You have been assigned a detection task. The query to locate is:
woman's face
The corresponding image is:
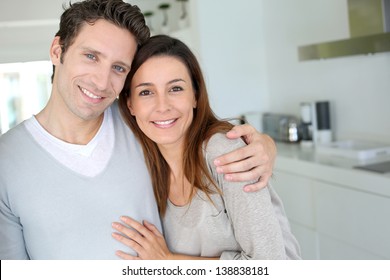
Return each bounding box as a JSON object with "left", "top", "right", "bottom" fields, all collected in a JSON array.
[{"left": 128, "top": 55, "right": 197, "bottom": 150}]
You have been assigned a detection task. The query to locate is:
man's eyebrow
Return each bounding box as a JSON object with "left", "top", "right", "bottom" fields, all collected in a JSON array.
[
  {"left": 80, "top": 47, "right": 100, "bottom": 55},
  {"left": 115, "top": 61, "right": 131, "bottom": 70},
  {"left": 80, "top": 47, "right": 131, "bottom": 69}
]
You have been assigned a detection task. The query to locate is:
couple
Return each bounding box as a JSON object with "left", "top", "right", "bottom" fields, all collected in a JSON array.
[{"left": 0, "top": 0, "right": 299, "bottom": 260}]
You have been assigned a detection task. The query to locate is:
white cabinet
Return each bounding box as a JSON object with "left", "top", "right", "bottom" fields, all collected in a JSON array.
[
  {"left": 273, "top": 166, "right": 390, "bottom": 259},
  {"left": 272, "top": 171, "right": 318, "bottom": 259},
  {"left": 273, "top": 172, "right": 315, "bottom": 228},
  {"left": 289, "top": 223, "right": 319, "bottom": 260},
  {"left": 315, "top": 180, "right": 390, "bottom": 259}
]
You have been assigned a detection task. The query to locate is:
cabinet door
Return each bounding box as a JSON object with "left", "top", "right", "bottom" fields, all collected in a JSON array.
[
  {"left": 315, "top": 181, "right": 390, "bottom": 259},
  {"left": 272, "top": 171, "right": 315, "bottom": 228},
  {"left": 318, "top": 234, "right": 384, "bottom": 260},
  {"left": 272, "top": 171, "right": 318, "bottom": 259},
  {"left": 290, "top": 223, "right": 319, "bottom": 259}
]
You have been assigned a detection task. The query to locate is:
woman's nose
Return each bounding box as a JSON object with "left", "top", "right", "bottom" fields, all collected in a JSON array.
[{"left": 156, "top": 94, "right": 171, "bottom": 112}]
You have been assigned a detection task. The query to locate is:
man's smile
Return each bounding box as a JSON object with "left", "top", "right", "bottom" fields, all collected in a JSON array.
[{"left": 80, "top": 86, "right": 102, "bottom": 99}]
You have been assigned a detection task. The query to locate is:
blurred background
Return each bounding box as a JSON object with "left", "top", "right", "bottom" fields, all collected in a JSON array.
[{"left": 0, "top": 0, "right": 389, "bottom": 259}]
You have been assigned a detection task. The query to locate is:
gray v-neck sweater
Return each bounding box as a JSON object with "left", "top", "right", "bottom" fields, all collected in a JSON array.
[{"left": 0, "top": 102, "right": 161, "bottom": 259}]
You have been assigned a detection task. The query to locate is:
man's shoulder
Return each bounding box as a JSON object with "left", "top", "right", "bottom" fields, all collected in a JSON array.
[
  {"left": 0, "top": 122, "right": 27, "bottom": 144},
  {"left": 109, "top": 100, "right": 125, "bottom": 124},
  {"left": 0, "top": 123, "right": 30, "bottom": 161},
  {"left": 109, "top": 100, "right": 119, "bottom": 114},
  {"left": 108, "top": 100, "right": 138, "bottom": 142}
]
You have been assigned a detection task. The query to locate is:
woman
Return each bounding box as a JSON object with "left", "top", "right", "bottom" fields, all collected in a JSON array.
[{"left": 114, "top": 35, "right": 300, "bottom": 260}]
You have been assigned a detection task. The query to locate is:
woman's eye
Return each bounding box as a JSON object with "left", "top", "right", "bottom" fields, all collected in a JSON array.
[
  {"left": 170, "top": 86, "right": 183, "bottom": 92},
  {"left": 139, "top": 90, "right": 152, "bottom": 96}
]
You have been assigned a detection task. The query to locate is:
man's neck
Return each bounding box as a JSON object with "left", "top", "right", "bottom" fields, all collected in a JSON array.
[{"left": 35, "top": 106, "right": 105, "bottom": 145}]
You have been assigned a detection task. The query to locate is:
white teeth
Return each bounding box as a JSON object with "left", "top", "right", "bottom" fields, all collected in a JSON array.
[
  {"left": 81, "top": 87, "right": 101, "bottom": 99},
  {"left": 154, "top": 119, "right": 175, "bottom": 125}
]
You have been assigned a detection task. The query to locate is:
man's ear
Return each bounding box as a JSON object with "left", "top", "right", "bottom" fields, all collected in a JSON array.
[
  {"left": 50, "top": 36, "right": 62, "bottom": 65},
  {"left": 127, "top": 99, "right": 135, "bottom": 116}
]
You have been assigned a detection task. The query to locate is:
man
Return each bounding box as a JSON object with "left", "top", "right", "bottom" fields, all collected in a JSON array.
[{"left": 0, "top": 0, "right": 276, "bottom": 259}]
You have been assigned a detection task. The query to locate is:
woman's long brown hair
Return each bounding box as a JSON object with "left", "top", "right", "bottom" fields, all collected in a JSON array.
[{"left": 119, "top": 35, "right": 234, "bottom": 216}]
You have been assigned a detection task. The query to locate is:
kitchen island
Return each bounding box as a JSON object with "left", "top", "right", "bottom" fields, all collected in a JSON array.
[{"left": 272, "top": 143, "right": 390, "bottom": 259}]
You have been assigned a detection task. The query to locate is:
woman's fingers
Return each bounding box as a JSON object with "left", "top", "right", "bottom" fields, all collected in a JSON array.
[
  {"left": 112, "top": 232, "right": 139, "bottom": 248},
  {"left": 112, "top": 217, "right": 162, "bottom": 247},
  {"left": 143, "top": 220, "right": 163, "bottom": 237},
  {"left": 115, "top": 249, "right": 139, "bottom": 260},
  {"left": 121, "top": 216, "right": 152, "bottom": 237}
]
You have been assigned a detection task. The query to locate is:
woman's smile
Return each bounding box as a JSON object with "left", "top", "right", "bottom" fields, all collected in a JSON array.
[{"left": 152, "top": 118, "right": 178, "bottom": 128}]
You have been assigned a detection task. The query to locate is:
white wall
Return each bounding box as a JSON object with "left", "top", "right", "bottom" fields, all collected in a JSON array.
[
  {"left": 0, "top": 0, "right": 63, "bottom": 63},
  {"left": 191, "top": 0, "right": 270, "bottom": 120},
  {"left": 0, "top": 0, "right": 182, "bottom": 63},
  {"left": 262, "top": 0, "right": 390, "bottom": 144}
]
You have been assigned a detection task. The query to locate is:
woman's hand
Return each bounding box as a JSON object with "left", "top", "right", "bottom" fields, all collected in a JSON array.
[
  {"left": 112, "top": 216, "right": 173, "bottom": 260},
  {"left": 113, "top": 217, "right": 220, "bottom": 260},
  {"left": 214, "top": 124, "right": 276, "bottom": 192}
]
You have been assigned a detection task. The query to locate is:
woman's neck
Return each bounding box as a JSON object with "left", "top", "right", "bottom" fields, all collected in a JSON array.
[{"left": 159, "top": 144, "right": 193, "bottom": 206}]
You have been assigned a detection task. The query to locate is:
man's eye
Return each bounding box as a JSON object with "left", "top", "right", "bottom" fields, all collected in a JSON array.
[
  {"left": 86, "top": 53, "right": 96, "bottom": 60},
  {"left": 113, "top": 65, "right": 125, "bottom": 73}
]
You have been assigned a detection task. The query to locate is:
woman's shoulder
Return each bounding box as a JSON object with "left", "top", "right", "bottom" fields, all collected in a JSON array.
[{"left": 203, "top": 132, "right": 246, "bottom": 159}]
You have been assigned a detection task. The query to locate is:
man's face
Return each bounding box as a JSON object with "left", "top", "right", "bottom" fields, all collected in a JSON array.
[{"left": 50, "top": 19, "right": 137, "bottom": 122}]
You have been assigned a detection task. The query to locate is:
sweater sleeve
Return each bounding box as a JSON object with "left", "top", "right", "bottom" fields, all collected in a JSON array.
[
  {"left": 0, "top": 197, "right": 30, "bottom": 259},
  {"left": 204, "top": 133, "right": 298, "bottom": 260},
  {"left": 0, "top": 129, "right": 30, "bottom": 260}
]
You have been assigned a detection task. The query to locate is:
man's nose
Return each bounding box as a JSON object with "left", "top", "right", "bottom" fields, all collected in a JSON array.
[{"left": 92, "top": 66, "right": 111, "bottom": 91}]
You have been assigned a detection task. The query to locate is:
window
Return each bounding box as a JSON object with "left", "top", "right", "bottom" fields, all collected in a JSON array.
[{"left": 0, "top": 61, "right": 51, "bottom": 135}]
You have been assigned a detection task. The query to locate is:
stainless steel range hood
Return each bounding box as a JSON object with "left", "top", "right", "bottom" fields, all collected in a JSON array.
[{"left": 298, "top": 0, "right": 390, "bottom": 61}]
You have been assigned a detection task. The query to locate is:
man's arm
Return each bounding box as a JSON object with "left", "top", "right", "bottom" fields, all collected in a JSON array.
[
  {"left": 213, "top": 124, "right": 276, "bottom": 192},
  {"left": 0, "top": 201, "right": 30, "bottom": 259}
]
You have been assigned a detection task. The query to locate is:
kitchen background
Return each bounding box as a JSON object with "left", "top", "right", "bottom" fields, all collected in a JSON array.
[
  {"left": 1, "top": 0, "right": 389, "bottom": 259},
  {"left": 1, "top": 0, "right": 389, "bottom": 143}
]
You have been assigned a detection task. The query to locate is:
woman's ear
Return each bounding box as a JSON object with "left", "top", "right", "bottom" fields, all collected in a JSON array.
[
  {"left": 50, "top": 36, "right": 62, "bottom": 65},
  {"left": 127, "top": 99, "right": 135, "bottom": 116}
]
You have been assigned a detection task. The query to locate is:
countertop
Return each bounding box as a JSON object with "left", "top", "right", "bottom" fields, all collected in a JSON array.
[{"left": 274, "top": 142, "right": 390, "bottom": 198}]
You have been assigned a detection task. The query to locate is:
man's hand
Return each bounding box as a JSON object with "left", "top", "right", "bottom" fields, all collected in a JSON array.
[{"left": 214, "top": 124, "right": 276, "bottom": 192}]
